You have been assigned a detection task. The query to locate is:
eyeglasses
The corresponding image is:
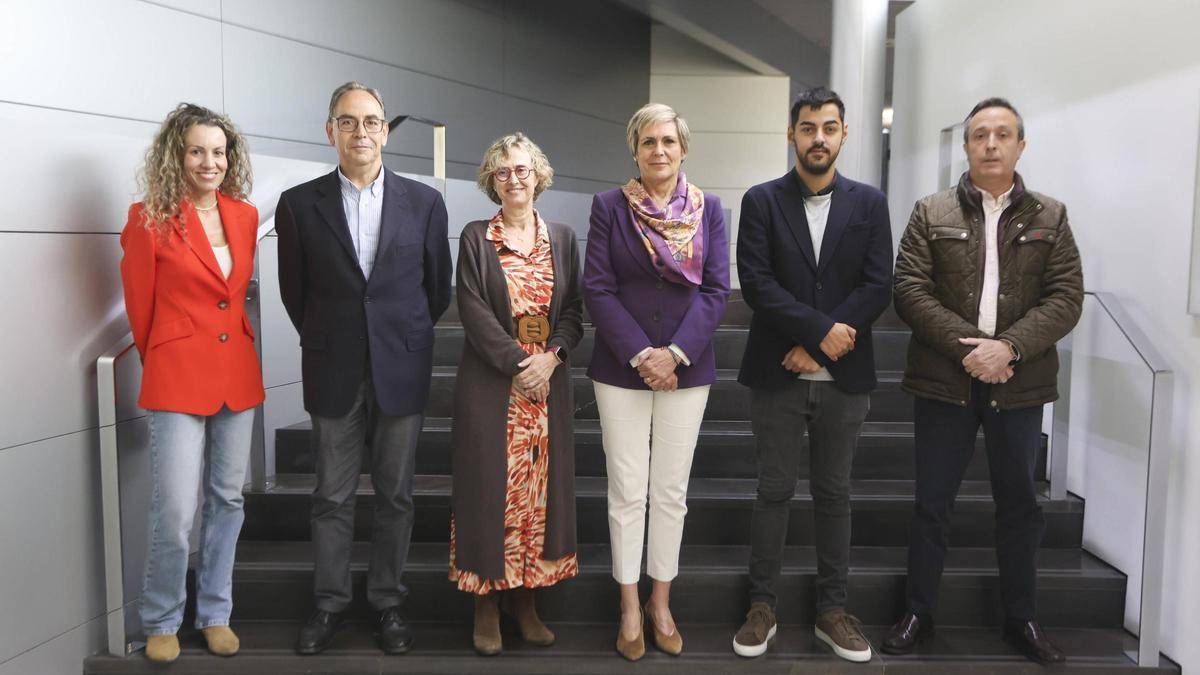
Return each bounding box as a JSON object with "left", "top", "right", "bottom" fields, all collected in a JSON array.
[
  {"left": 493, "top": 166, "right": 533, "bottom": 181},
  {"left": 333, "top": 116, "right": 386, "bottom": 133}
]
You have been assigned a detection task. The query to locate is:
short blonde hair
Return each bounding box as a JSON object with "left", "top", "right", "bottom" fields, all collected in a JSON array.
[
  {"left": 476, "top": 132, "right": 555, "bottom": 205},
  {"left": 626, "top": 103, "right": 691, "bottom": 157}
]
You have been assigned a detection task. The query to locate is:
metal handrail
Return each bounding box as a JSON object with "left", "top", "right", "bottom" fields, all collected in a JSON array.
[{"left": 1052, "top": 290, "right": 1172, "bottom": 668}]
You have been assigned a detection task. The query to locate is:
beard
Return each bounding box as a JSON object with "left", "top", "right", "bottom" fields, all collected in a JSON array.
[{"left": 796, "top": 143, "right": 839, "bottom": 175}]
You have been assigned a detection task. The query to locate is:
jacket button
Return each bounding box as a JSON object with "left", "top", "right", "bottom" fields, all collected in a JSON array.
[
  {"left": 218, "top": 333, "right": 228, "bottom": 342},
  {"left": 1016, "top": 223, "right": 1024, "bottom": 229},
  {"left": 652, "top": 311, "right": 661, "bottom": 321},
  {"left": 363, "top": 295, "right": 373, "bottom": 303},
  {"left": 656, "top": 280, "right": 664, "bottom": 289},
  {"left": 816, "top": 282, "right": 823, "bottom": 290},
  {"left": 999, "top": 293, "right": 1006, "bottom": 300},
  {"left": 217, "top": 300, "right": 229, "bottom": 310},
  {"left": 1019, "top": 235, "right": 1027, "bottom": 242},
  {"left": 960, "top": 232, "right": 968, "bottom": 239},
  {"left": 990, "top": 399, "right": 998, "bottom": 407}
]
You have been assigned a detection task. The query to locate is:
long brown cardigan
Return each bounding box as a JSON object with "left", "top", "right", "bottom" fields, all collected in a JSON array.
[{"left": 450, "top": 219, "right": 584, "bottom": 581}]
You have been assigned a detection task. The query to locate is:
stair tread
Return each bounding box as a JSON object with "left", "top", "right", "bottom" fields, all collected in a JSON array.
[
  {"left": 263, "top": 474, "right": 1083, "bottom": 510},
  {"left": 228, "top": 541, "right": 1122, "bottom": 579},
  {"left": 82, "top": 622, "right": 1172, "bottom": 674}
]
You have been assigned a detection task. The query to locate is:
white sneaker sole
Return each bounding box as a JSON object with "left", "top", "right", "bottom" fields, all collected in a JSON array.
[
  {"left": 732, "top": 624, "right": 777, "bottom": 658},
  {"left": 815, "top": 625, "right": 873, "bottom": 663}
]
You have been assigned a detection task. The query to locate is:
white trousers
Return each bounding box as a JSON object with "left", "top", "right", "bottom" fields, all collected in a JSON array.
[{"left": 593, "top": 381, "right": 711, "bottom": 584}]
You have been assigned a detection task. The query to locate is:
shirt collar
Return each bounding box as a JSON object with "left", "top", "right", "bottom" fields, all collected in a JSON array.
[
  {"left": 337, "top": 165, "right": 385, "bottom": 197},
  {"left": 981, "top": 183, "right": 1014, "bottom": 212},
  {"left": 794, "top": 170, "right": 837, "bottom": 199}
]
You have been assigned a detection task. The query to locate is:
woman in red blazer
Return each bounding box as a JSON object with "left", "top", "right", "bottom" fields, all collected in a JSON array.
[{"left": 119, "top": 103, "right": 264, "bottom": 663}]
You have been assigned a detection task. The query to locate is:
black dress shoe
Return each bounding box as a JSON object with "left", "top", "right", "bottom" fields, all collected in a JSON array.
[
  {"left": 1003, "top": 619, "right": 1066, "bottom": 665},
  {"left": 378, "top": 606, "right": 414, "bottom": 654},
  {"left": 296, "top": 610, "right": 342, "bottom": 655},
  {"left": 881, "top": 612, "right": 933, "bottom": 655}
]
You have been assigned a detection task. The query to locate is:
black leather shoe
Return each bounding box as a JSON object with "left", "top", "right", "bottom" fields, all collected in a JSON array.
[
  {"left": 881, "top": 612, "right": 933, "bottom": 655},
  {"left": 378, "top": 606, "right": 414, "bottom": 654},
  {"left": 296, "top": 610, "right": 342, "bottom": 655},
  {"left": 1003, "top": 619, "right": 1066, "bottom": 665}
]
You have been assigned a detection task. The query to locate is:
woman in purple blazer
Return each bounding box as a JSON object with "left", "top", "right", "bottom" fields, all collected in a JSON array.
[{"left": 583, "top": 103, "right": 730, "bottom": 660}]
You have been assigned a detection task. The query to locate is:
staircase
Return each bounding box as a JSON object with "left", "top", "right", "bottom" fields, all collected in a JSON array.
[{"left": 84, "top": 292, "right": 1178, "bottom": 674}]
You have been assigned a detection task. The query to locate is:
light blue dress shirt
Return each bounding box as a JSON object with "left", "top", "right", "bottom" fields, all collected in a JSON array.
[{"left": 337, "top": 166, "right": 386, "bottom": 279}]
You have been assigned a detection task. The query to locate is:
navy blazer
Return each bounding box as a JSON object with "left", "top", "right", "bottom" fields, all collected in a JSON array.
[
  {"left": 275, "top": 167, "right": 453, "bottom": 417},
  {"left": 583, "top": 187, "right": 730, "bottom": 390},
  {"left": 736, "top": 171, "right": 893, "bottom": 393}
]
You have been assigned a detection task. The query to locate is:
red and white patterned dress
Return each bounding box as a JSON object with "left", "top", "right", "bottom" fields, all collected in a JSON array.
[{"left": 448, "top": 211, "right": 579, "bottom": 594}]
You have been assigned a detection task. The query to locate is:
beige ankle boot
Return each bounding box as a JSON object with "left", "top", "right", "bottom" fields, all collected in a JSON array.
[
  {"left": 202, "top": 625, "right": 240, "bottom": 656},
  {"left": 473, "top": 592, "right": 502, "bottom": 656},
  {"left": 503, "top": 587, "right": 555, "bottom": 646},
  {"left": 145, "top": 634, "right": 180, "bottom": 662}
]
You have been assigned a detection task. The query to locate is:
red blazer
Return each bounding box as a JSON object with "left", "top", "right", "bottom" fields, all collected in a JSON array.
[{"left": 120, "top": 192, "right": 265, "bottom": 415}]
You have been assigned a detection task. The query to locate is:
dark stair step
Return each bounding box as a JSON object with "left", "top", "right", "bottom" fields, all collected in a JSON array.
[
  {"left": 213, "top": 541, "right": 1124, "bottom": 627},
  {"left": 419, "top": 367, "right": 914, "bottom": 423},
  {"left": 242, "top": 475, "right": 1084, "bottom": 549},
  {"left": 82, "top": 621, "right": 1176, "bottom": 674},
  {"left": 275, "top": 419, "right": 1044, "bottom": 481},
  {"left": 432, "top": 325, "right": 913, "bottom": 373}
]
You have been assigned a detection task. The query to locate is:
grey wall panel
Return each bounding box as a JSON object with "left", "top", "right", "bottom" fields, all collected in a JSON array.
[
  {"left": 222, "top": 0, "right": 505, "bottom": 90},
  {"left": 0, "top": 431, "right": 105, "bottom": 663},
  {"left": 145, "top": 0, "right": 220, "bottom": 19},
  {"left": 496, "top": 96, "right": 630, "bottom": 186},
  {"left": 0, "top": 613, "right": 106, "bottom": 675},
  {"left": 0, "top": 103, "right": 155, "bottom": 234},
  {"left": 0, "top": 233, "right": 126, "bottom": 450},
  {"left": 256, "top": 235, "right": 301, "bottom": 389},
  {"left": 502, "top": 1, "right": 650, "bottom": 124},
  {"left": 0, "top": 0, "right": 221, "bottom": 121}
]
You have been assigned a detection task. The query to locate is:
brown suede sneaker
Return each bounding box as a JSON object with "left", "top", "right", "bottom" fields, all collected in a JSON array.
[
  {"left": 732, "top": 602, "right": 777, "bottom": 658},
  {"left": 145, "top": 634, "right": 180, "bottom": 663},
  {"left": 202, "top": 626, "right": 240, "bottom": 656},
  {"left": 815, "top": 608, "right": 872, "bottom": 663}
]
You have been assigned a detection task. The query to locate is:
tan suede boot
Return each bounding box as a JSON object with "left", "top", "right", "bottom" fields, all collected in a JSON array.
[
  {"left": 202, "top": 625, "right": 240, "bottom": 657},
  {"left": 473, "top": 592, "right": 502, "bottom": 656},
  {"left": 145, "top": 634, "right": 180, "bottom": 663},
  {"left": 502, "top": 587, "right": 555, "bottom": 646}
]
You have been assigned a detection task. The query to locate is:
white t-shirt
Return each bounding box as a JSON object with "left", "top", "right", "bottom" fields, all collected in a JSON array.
[
  {"left": 801, "top": 191, "right": 834, "bottom": 382},
  {"left": 212, "top": 244, "right": 233, "bottom": 280}
]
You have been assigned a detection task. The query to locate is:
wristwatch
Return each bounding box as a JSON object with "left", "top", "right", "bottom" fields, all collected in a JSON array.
[
  {"left": 1001, "top": 339, "right": 1020, "bottom": 364},
  {"left": 548, "top": 345, "right": 567, "bottom": 363}
]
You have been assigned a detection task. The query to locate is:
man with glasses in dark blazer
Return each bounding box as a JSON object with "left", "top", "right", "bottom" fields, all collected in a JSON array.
[
  {"left": 276, "top": 81, "right": 452, "bottom": 656},
  {"left": 732, "top": 87, "right": 893, "bottom": 663}
]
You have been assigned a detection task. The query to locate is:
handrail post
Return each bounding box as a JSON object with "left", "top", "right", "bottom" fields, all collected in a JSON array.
[
  {"left": 1137, "top": 370, "right": 1172, "bottom": 667},
  {"left": 97, "top": 338, "right": 134, "bottom": 656}
]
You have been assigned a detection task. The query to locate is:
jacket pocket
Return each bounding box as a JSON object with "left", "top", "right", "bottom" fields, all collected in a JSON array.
[
  {"left": 148, "top": 316, "right": 195, "bottom": 349},
  {"left": 405, "top": 327, "right": 434, "bottom": 351},
  {"left": 241, "top": 314, "right": 256, "bottom": 341},
  {"left": 1014, "top": 228, "right": 1055, "bottom": 275},
  {"left": 928, "top": 226, "right": 970, "bottom": 272}
]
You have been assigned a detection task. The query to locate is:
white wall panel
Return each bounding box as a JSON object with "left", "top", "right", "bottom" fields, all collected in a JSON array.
[
  {"left": 0, "top": 234, "right": 125, "bottom": 450},
  {"left": 0, "top": 614, "right": 105, "bottom": 675},
  {"left": 0, "top": 0, "right": 221, "bottom": 121},
  {"left": 650, "top": 75, "right": 790, "bottom": 133},
  {"left": 0, "top": 431, "right": 105, "bottom": 663},
  {"left": 145, "top": 0, "right": 220, "bottom": 19}
]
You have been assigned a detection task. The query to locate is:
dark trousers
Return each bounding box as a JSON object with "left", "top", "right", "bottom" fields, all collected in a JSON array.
[
  {"left": 906, "top": 379, "right": 1045, "bottom": 621},
  {"left": 747, "top": 380, "right": 870, "bottom": 615},
  {"left": 310, "top": 368, "right": 422, "bottom": 613}
]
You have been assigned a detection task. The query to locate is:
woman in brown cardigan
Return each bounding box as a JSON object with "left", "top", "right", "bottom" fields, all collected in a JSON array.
[{"left": 449, "top": 132, "right": 584, "bottom": 656}]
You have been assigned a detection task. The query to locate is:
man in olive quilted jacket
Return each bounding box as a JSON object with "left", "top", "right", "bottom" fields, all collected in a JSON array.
[{"left": 883, "top": 98, "right": 1083, "bottom": 665}]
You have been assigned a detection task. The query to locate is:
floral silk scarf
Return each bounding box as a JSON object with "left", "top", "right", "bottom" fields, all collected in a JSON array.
[{"left": 621, "top": 172, "right": 705, "bottom": 287}]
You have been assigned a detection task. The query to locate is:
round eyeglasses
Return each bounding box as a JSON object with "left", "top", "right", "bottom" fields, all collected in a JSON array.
[
  {"left": 493, "top": 166, "right": 533, "bottom": 182},
  {"left": 333, "top": 116, "right": 386, "bottom": 133}
]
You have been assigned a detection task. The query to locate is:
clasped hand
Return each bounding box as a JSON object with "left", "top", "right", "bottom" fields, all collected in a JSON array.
[
  {"left": 820, "top": 322, "right": 856, "bottom": 361},
  {"left": 959, "top": 337, "right": 1014, "bottom": 384},
  {"left": 513, "top": 352, "right": 560, "bottom": 402},
  {"left": 637, "top": 347, "right": 679, "bottom": 392}
]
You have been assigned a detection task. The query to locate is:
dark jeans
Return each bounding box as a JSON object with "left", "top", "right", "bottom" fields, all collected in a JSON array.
[
  {"left": 906, "top": 379, "right": 1045, "bottom": 621},
  {"left": 747, "top": 379, "right": 870, "bottom": 615},
  {"left": 310, "top": 367, "right": 422, "bottom": 613}
]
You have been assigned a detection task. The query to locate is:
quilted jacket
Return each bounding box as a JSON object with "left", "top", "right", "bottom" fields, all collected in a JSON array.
[{"left": 893, "top": 173, "right": 1083, "bottom": 409}]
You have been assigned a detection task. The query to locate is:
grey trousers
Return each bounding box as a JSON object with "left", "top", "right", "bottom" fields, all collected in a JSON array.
[
  {"left": 747, "top": 379, "right": 869, "bottom": 615},
  {"left": 310, "top": 369, "right": 422, "bottom": 613}
]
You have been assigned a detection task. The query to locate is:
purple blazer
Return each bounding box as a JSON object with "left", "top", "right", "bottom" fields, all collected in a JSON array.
[{"left": 583, "top": 187, "right": 731, "bottom": 389}]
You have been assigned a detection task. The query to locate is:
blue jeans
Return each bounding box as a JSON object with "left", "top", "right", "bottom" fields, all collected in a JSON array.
[{"left": 141, "top": 405, "right": 255, "bottom": 635}]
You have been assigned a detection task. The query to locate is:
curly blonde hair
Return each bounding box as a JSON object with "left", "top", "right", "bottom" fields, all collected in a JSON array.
[
  {"left": 137, "top": 103, "right": 253, "bottom": 232},
  {"left": 476, "top": 132, "right": 554, "bottom": 205}
]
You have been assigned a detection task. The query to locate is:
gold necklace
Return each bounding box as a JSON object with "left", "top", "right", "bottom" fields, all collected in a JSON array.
[{"left": 194, "top": 195, "right": 218, "bottom": 212}]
